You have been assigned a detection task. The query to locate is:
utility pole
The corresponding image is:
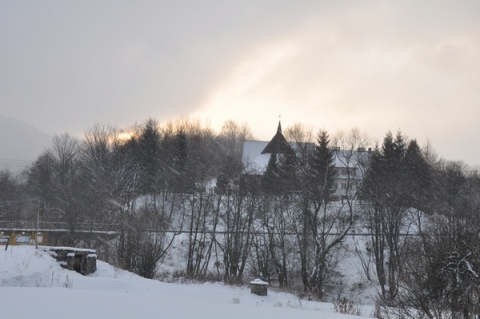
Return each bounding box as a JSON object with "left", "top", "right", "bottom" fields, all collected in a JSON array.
[
  {"left": 35, "top": 208, "right": 39, "bottom": 249},
  {"left": 35, "top": 199, "right": 41, "bottom": 249}
]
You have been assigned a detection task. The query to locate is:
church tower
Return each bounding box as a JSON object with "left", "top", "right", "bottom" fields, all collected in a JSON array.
[{"left": 261, "top": 121, "right": 292, "bottom": 155}]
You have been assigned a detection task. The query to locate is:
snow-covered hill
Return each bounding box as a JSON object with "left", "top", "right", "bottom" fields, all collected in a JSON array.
[{"left": 0, "top": 246, "right": 374, "bottom": 319}]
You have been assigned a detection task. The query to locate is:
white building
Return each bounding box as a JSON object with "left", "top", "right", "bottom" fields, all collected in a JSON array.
[{"left": 242, "top": 122, "right": 371, "bottom": 199}]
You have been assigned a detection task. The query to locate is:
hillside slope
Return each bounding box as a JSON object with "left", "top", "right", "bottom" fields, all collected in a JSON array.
[{"left": 0, "top": 115, "right": 52, "bottom": 172}]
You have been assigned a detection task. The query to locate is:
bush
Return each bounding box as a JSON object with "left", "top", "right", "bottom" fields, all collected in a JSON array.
[{"left": 333, "top": 296, "right": 362, "bottom": 316}]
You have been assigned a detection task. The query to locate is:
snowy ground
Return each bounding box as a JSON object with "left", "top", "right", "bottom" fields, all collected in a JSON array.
[{"left": 0, "top": 246, "right": 375, "bottom": 319}]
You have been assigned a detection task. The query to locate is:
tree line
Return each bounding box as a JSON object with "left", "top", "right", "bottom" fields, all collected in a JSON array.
[{"left": 1, "top": 118, "right": 480, "bottom": 317}]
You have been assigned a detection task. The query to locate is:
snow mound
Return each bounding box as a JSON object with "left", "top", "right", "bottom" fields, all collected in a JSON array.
[{"left": 0, "top": 246, "right": 373, "bottom": 319}]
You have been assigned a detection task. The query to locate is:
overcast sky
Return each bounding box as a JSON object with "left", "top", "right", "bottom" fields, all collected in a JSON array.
[{"left": 1, "top": 1, "right": 480, "bottom": 166}]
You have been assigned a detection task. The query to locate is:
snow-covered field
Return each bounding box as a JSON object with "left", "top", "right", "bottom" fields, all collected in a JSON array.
[{"left": 0, "top": 246, "right": 374, "bottom": 319}]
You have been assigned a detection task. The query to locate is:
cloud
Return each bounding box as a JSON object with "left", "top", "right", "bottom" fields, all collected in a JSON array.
[
  {"left": 195, "top": 1, "right": 480, "bottom": 165},
  {"left": 0, "top": 1, "right": 328, "bottom": 132},
  {"left": 1, "top": 0, "right": 479, "bottom": 165}
]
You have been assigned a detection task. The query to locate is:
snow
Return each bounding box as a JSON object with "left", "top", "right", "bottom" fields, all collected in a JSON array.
[
  {"left": 242, "top": 140, "right": 271, "bottom": 174},
  {"left": 250, "top": 278, "right": 269, "bottom": 285},
  {"left": 0, "top": 246, "right": 374, "bottom": 319}
]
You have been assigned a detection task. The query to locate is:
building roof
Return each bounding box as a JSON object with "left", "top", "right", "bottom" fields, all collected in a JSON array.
[
  {"left": 242, "top": 121, "right": 372, "bottom": 175},
  {"left": 261, "top": 122, "right": 292, "bottom": 154},
  {"left": 242, "top": 140, "right": 271, "bottom": 174},
  {"left": 243, "top": 140, "right": 371, "bottom": 175}
]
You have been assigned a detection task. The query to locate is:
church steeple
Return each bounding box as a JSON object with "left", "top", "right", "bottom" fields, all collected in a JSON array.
[{"left": 261, "top": 121, "right": 292, "bottom": 154}]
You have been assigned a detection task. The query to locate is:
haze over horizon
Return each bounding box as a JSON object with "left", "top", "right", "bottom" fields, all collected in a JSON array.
[{"left": 1, "top": 1, "right": 479, "bottom": 166}]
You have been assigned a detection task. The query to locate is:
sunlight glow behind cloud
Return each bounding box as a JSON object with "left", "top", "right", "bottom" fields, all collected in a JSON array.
[{"left": 195, "top": 41, "right": 300, "bottom": 138}]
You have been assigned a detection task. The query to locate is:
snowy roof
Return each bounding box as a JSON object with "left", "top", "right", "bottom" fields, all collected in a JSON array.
[
  {"left": 250, "top": 278, "right": 269, "bottom": 285},
  {"left": 242, "top": 140, "right": 271, "bottom": 174},
  {"left": 332, "top": 149, "right": 371, "bottom": 169}
]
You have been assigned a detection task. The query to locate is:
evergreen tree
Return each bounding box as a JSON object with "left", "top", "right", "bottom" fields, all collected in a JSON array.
[
  {"left": 308, "top": 130, "right": 336, "bottom": 205},
  {"left": 163, "top": 128, "right": 193, "bottom": 193},
  {"left": 278, "top": 146, "right": 298, "bottom": 193},
  {"left": 262, "top": 152, "right": 281, "bottom": 195},
  {"left": 137, "top": 119, "right": 163, "bottom": 194},
  {"left": 402, "top": 139, "right": 432, "bottom": 211},
  {"left": 363, "top": 131, "right": 409, "bottom": 302},
  {"left": 381, "top": 131, "right": 400, "bottom": 206}
]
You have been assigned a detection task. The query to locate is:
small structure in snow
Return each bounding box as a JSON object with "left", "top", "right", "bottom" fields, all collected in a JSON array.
[
  {"left": 44, "top": 247, "right": 97, "bottom": 275},
  {"left": 250, "top": 278, "right": 268, "bottom": 296}
]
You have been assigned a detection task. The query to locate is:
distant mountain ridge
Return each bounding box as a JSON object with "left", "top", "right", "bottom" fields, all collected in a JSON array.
[{"left": 0, "top": 115, "right": 52, "bottom": 172}]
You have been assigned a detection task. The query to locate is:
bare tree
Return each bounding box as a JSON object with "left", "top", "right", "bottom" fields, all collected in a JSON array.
[
  {"left": 0, "top": 170, "right": 28, "bottom": 224},
  {"left": 220, "top": 191, "right": 256, "bottom": 284},
  {"left": 388, "top": 213, "right": 480, "bottom": 319},
  {"left": 26, "top": 134, "right": 81, "bottom": 245}
]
